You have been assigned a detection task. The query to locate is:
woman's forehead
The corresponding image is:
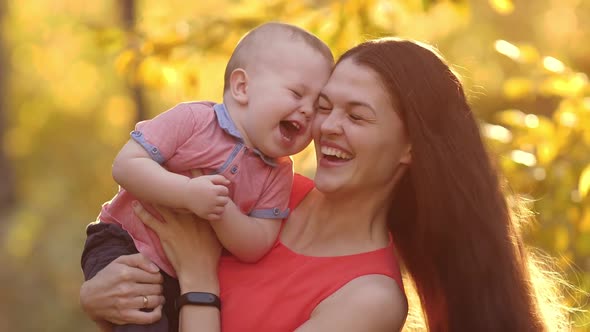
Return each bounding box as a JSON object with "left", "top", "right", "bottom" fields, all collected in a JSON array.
[{"left": 323, "top": 59, "right": 386, "bottom": 101}]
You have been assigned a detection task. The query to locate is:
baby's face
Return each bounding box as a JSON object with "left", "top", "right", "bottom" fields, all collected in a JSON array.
[{"left": 240, "top": 40, "right": 332, "bottom": 158}]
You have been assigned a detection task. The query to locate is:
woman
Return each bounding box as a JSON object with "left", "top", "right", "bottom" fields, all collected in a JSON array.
[{"left": 81, "top": 38, "right": 568, "bottom": 331}]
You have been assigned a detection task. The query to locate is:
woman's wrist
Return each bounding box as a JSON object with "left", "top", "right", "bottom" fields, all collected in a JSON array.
[{"left": 178, "top": 267, "right": 220, "bottom": 295}]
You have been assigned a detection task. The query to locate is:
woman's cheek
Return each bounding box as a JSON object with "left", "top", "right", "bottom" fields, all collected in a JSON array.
[{"left": 312, "top": 113, "right": 327, "bottom": 135}]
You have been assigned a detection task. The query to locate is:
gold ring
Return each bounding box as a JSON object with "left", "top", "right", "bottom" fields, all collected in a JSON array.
[{"left": 142, "top": 295, "right": 148, "bottom": 309}]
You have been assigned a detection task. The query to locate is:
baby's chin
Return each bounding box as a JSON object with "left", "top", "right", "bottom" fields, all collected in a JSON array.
[
  {"left": 286, "top": 140, "right": 313, "bottom": 157},
  {"left": 263, "top": 139, "right": 312, "bottom": 159}
]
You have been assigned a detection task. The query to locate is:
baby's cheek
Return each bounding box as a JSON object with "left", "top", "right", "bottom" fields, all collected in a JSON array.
[{"left": 301, "top": 129, "right": 313, "bottom": 144}]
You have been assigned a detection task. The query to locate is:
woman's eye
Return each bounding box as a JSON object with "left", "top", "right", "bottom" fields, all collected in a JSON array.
[
  {"left": 317, "top": 105, "right": 331, "bottom": 113},
  {"left": 349, "top": 114, "right": 363, "bottom": 121}
]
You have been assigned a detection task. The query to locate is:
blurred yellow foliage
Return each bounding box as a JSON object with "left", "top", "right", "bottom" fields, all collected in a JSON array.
[
  {"left": 579, "top": 165, "right": 590, "bottom": 198},
  {"left": 2, "top": 0, "right": 590, "bottom": 331},
  {"left": 503, "top": 77, "right": 534, "bottom": 99},
  {"left": 489, "top": 0, "right": 514, "bottom": 15},
  {"left": 541, "top": 73, "right": 588, "bottom": 98},
  {"left": 4, "top": 210, "right": 43, "bottom": 258}
]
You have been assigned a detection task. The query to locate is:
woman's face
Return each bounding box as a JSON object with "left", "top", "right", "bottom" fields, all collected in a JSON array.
[{"left": 312, "top": 58, "right": 411, "bottom": 196}]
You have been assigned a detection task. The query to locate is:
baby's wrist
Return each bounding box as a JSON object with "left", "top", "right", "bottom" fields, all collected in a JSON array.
[{"left": 181, "top": 180, "right": 197, "bottom": 210}]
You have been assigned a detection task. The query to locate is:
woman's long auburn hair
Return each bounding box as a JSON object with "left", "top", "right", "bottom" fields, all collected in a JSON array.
[{"left": 338, "top": 39, "right": 562, "bottom": 331}]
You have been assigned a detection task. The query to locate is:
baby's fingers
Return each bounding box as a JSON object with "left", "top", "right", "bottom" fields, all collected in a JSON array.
[
  {"left": 215, "top": 184, "right": 229, "bottom": 196},
  {"left": 216, "top": 196, "right": 230, "bottom": 207},
  {"left": 207, "top": 206, "right": 225, "bottom": 221},
  {"left": 211, "top": 206, "right": 225, "bottom": 215},
  {"left": 208, "top": 213, "right": 222, "bottom": 221},
  {"left": 207, "top": 174, "right": 231, "bottom": 186}
]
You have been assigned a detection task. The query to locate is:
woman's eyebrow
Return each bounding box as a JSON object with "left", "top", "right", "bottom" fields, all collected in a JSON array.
[{"left": 319, "top": 93, "right": 376, "bottom": 115}]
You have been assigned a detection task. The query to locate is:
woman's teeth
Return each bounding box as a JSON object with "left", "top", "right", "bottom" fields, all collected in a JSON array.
[{"left": 320, "top": 146, "right": 353, "bottom": 160}]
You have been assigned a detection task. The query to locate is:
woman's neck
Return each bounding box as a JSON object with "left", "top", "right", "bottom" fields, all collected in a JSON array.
[{"left": 281, "top": 188, "right": 390, "bottom": 257}]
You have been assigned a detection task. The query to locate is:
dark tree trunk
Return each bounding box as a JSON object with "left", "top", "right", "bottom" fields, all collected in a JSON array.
[
  {"left": 119, "top": 0, "right": 147, "bottom": 122},
  {"left": 0, "top": 0, "right": 17, "bottom": 219}
]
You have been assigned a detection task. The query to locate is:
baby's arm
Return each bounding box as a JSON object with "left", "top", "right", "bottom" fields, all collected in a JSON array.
[
  {"left": 208, "top": 161, "right": 293, "bottom": 262},
  {"left": 209, "top": 203, "right": 281, "bottom": 262},
  {"left": 112, "top": 139, "right": 230, "bottom": 220}
]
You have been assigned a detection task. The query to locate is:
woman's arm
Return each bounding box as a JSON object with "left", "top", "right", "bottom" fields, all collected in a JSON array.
[
  {"left": 296, "top": 275, "right": 407, "bottom": 332},
  {"left": 79, "top": 253, "right": 165, "bottom": 330},
  {"left": 132, "top": 202, "right": 223, "bottom": 332},
  {"left": 176, "top": 268, "right": 221, "bottom": 332}
]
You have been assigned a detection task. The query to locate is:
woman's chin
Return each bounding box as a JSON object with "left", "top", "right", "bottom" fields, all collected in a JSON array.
[{"left": 313, "top": 173, "right": 345, "bottom": 194}]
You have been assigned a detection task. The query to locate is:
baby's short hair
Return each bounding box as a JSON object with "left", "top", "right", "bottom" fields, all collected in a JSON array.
[{"left": 223, "top": 22, "right": 333, "bottom": 92}]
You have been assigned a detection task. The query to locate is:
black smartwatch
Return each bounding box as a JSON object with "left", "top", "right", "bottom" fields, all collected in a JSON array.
[{"left": 175, "top": 292, "right": 221, "bottom": 311}]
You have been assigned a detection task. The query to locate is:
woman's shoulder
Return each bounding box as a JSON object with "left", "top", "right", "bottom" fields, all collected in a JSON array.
[{"left": 308, "top": 274, "right": 408, "bottom": 331}]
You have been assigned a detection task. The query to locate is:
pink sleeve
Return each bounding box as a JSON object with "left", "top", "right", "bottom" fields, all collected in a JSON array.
[
  {"left": 131, "top": 103, "right": 207, "bottom": 164},
  {"left": 249, "top": 159, "right": 293, "bottom": 219}
]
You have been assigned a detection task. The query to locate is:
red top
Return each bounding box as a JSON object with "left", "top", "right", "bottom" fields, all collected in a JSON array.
[{"left": 218, "top": 174, "right": 404, "bottom": 331}]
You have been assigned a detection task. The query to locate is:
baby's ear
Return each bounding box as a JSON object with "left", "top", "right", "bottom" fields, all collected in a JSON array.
[{"left": 229, "top": 68, "right": 249, "bottom": 104}]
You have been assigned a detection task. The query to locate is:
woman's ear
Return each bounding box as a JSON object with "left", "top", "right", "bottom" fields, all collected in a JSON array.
[
  {"left": 400, "top": 145, "right": 412, "bottom": 165},
  {"left": 229, "top": 68, "right": 249, "bottom": 105}
]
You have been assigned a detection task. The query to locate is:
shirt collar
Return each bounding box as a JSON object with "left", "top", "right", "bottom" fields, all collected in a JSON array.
[{"left": 213, "top": 103, "right": 278, "bottom": 167}]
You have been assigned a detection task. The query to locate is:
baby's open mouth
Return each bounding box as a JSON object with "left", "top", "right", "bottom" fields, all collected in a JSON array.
[{"left": 279, "top": 120, "right": 302, "bottom": 141}]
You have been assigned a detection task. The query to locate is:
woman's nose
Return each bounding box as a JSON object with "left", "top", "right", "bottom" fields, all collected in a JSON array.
[{"left": 320, "top": 111, "right": 343, "bottom": 135}]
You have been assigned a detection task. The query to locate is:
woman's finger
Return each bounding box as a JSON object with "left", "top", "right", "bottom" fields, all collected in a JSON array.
[
  {"left": 115, "top": 253, "right": 160, "bottom": 274},
  {"left": 113, "top": 263, "right": 164, "bottom": 285},
  {"left": 131, "top": 267, "right": 164, "bottom": 285},
  {"left": 120, "top": 304, "right": 164, "bottom": 325},
  {"left": 153, "top": 203, "right": 207, "bottom": 225},
  {"left": 128, "top": 283, "right": 164, "bottom": 299},
  {"left": 151, "top": 204, "right": 180, "bottom": 224},
  {"left": 134, "top": 294, "right": 165, "bottom": 310},
  {"left": 132, "top": 201, "right": 163, "bottom": 233}
]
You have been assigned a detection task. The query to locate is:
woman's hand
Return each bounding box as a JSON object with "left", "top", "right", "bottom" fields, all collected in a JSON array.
[
  {"left": 79, "top": 253, "right": 165, "bottom": 326},
  {"left": 132, "top": 201, "right": 222, "bottom": 293}
]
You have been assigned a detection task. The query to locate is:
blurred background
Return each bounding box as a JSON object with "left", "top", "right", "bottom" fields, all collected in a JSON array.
[{"left": 0, "top": 0, "right": 589, "bottom": 330}]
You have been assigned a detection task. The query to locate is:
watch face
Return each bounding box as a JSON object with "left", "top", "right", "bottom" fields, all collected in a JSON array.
[
  {"left": 176, "top": 292, "right": 221, "bottom": 311},
  {"left": 187, "top": 292, "right": 216, "bottom": 304}
]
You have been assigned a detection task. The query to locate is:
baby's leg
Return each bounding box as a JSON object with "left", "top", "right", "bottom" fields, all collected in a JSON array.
[
  {"left": 81, "top": 222, "right": 180, "bottom": 331},
  {"left": 81, "top": 222, "right": 140, "bottom": 280}
]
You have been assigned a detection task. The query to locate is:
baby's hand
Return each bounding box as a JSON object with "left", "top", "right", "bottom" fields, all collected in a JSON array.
[{"left": 184, "top": 175, "right": 230, "bottom": 221}]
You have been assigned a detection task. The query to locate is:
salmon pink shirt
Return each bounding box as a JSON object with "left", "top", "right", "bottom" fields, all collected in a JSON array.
[{"left": 99, "top": 101, "right": 292, "bottom": 277}]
